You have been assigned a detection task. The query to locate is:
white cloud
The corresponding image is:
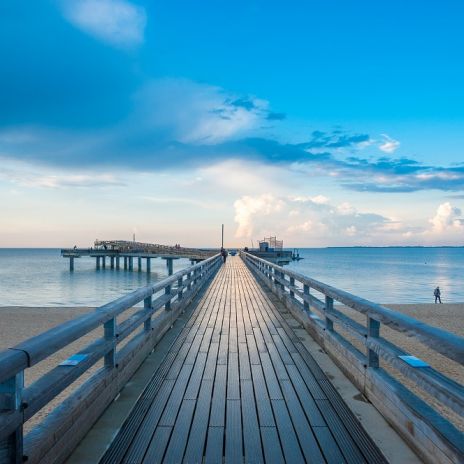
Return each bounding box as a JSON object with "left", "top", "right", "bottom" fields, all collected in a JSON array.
[
  {"left": 133, "top": 79, "right": 269, "bottom": 144},
  {"left": 0, "top": 162, "right": 124, "bottom": 189},
  {"left": 62, "top": 0, "right": 146, "bottom": 48},
  {"left": 233, "top": 194, "right": 392, "bottom": 245},
  {"left": 234, "top": 194, "right": 285, "bottom": 238},
  {"left": 429, "top": 202, "right": 464, "bottom": 232},
  {"left": 379, "top": 134, "right": 400, "bottom": 153}
]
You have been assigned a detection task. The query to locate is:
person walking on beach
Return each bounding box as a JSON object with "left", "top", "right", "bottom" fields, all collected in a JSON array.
[
  {"left": 221, "top": 248, "right": 228, "bottom": 264},
  {"left": 434, "top": 286, "right": 442, "bottom": 304}
]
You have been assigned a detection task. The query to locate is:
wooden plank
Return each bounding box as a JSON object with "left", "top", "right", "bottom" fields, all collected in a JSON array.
[
  {"left": 209, "top": 364, "right": 227, "bottom": 427},
  {"left": 279, "top": 380, "right": 325, "bottom": 463},
  {"left": 241, "top": 380, "right": 264, "bottom": 464},
  {"left": 162, "top": 399, "right": 196, "bottom": 463},
  {"left": 184, "top": 352, "right": 207, "bottom": 400},
  {"left": 271, "top": 399, "right": 305, "bottom": 463},
  {"left": 200, "top": 327, "right": 214, "bottom": 352},
  {"left": 204, "top": 427, "right": 224, "bottom": 464},
  {"left": 217, "top": 333, "right": 228, "bottom": 365},
  {"left": 259, "top": 353, "right": 283, "bottom": 399},
  {"left": 123, "top": 379, "right": 175, "bottom": 463},
  {"left": 246, "top": 334, "right": 261, "bottom": 365},
  {"left": 250, "top": 364, "right": 275, "bottom": 427},
  {"left": 141, "top": 426, "right": 172, "bottom": 464},
  {"left": 286, "top": 365, "right": 326, "bottom": 426},
  {"left": 260, "top": 427, "right": 285, "bottom": 464},
  {"left": 313, "top": 426, "right": 347, "bottom": 464},
  {"left": 183, "top": 380, "right": 214, "bottom": 463},
  {"left": 225, "top": 400, "right": 243, "bottom": 464},
  {"left": 238, "top": 341, "right": 251, "bottom": 380},
  {"left": 289, "top": 353, "right": 327, "bottom": 399},
  {"left": 159, "top": 363, "right": 193, "bottom": 426},
  {"left": 227, "top": 352, "right": 240, "bottom": 400},
  {"left": 203, "top": 343, "right": 219, "bottom": 381},
  {"left": 266, "top": 343, "right": 290, "bottom": 380}
]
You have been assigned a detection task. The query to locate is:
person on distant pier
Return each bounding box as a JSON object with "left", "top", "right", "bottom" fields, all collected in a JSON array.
[
  {"left": 221, "top": 248, "right": 228, "bottom": 264},
  {"left": 434, "top": 286, "right": 442, "bottom": 304}
]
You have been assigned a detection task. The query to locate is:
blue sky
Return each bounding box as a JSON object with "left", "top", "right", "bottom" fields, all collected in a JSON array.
[{"left": 1, "top": 0, "right": 463, "bottom": 247}]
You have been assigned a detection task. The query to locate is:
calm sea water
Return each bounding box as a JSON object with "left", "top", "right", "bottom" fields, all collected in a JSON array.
[
  {"left": 0, "top": 248, "right": 463, "bottom": 306},
  {"left": 0, "top": 249, "right": 193, "bottom": 307},
  {"left": 286, "top": 247, "right": 464, "bottom": 304}
]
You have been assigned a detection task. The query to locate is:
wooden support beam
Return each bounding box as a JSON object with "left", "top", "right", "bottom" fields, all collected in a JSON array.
[
  {"left": 138, "top": 257, "right": 142, "bottom": 272},
  {"left": 165, "top": 258, "right": 174, "bottom": 276},
  {"left": 0, "top": 372, "right": 24, "bottom": 464}
]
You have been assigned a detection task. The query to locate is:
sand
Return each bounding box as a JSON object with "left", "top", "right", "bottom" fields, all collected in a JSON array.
[
  {"left": 0, "top": 303, "right": 463, "bottom": 433},
  {"left": 337, "top": 303, "right": 464, "bottom": 431}
]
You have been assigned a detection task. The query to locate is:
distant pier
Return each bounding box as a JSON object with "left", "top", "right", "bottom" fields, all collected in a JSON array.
[{"left": 61, "top": 240, "right": 216, "bottom": 274}]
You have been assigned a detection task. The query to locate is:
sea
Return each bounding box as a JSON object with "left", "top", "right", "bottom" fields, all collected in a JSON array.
[{"left": 0, "top": 247, "right": 463, "bottom": 306}]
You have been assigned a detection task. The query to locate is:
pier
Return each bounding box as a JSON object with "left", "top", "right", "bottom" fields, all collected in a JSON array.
[
  {"left": 61, "top": 240, "right": 216, "bottom": 274},
  {"left": 0, "top": 254, "right": 463, "bottom": 463}
]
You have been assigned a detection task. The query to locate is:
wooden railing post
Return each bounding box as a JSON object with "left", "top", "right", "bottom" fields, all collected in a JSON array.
[
  {"left": 165, "top": 283, "right": 171, "bottom": 310},
  {"left": 144, "top": 295, "right": 152, "bottom": 331},
  {"left": 303, "top": 284, "right": 310, "bottom": 312},
  {"left": 0, "top": 372, "right": 24, "bottom": 464},
  {"left": 289, "top": 277, "right": 295, "bottom": 299},
  {"left": 104, "top": 317, "right": 117, "bottom": 367},
  {"left": 188, "top": 271, "right": 193, "bottom": 291},
  {"left": 177, "top": 277, "right": 183, "bottom": 301},
  {"left": 325, "top": 296, "right": 334, "bottom": 331},
  {"left": 367, "top": 316, "right": 380, "bottom": 368}
]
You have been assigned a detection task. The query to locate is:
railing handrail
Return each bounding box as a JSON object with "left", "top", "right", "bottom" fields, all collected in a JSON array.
[
  {"left": 242, "top": 251, "right": 464, "bottom": 365},
  {"left": 0, "top": 253, "right": 220, "bottom": 384}
]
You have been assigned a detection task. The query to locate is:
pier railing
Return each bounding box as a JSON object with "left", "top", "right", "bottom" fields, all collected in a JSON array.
[
  {"left": 241, "top": 251, "right": 464, "bottom": 464},
  {"left": 0, "top": 254, "right": 221, "bottom": 464}
]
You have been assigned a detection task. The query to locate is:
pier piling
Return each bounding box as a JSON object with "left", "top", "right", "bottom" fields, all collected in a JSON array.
[
  {"left": 138, "top": 257, "right": 142, "bottom": 272},
  {"left": 69, "top": 257, "right": 74, "bottom": 272},
  {"left": 146, "top": 257, "right": 151, "bottom": 273}
]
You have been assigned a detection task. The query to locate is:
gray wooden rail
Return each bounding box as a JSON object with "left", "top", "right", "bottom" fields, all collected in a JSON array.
[
  {"left": 0, "top": 254, "right": 221, "bottom": 464},
  {"left": 241, "top": 251, "right": 464, "bottom": 464}
]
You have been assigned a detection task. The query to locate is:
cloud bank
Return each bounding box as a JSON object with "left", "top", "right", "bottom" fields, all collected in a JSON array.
[{"left": 1, "top": 78, "right": 463, "bottom": 196}]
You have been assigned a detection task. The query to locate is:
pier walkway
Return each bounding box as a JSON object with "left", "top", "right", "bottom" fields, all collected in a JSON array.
[{"left": 100, "top": 257, "right": 386, "bottom": 463}]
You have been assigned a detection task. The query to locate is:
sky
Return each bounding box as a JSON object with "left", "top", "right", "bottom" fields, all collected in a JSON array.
[{"left": 1, "top": 0, "right": 464, "bottom": 247}]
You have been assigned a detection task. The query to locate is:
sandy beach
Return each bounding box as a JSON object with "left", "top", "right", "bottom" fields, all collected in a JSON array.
[
  {"left": 0, "top": 303, "right": 463, "bottom": 433},
  {"left": 338, "top": 302, "right": 464, "bottom": 431}
]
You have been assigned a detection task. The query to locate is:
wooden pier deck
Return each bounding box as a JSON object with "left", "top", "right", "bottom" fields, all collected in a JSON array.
[{"left": 101, "top": 257, "right": 386, "bottom": 464}]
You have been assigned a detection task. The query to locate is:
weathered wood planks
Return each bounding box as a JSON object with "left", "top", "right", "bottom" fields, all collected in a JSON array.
[{"left": 101, "top": 257, "right": 387, "bottom": 464}]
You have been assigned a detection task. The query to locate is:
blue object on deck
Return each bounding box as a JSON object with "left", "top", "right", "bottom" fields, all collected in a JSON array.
[
  {"left": 398, "top": 355, "right": 430, "bottom": 367},
  {"left": 60, "top": 354, "right": 89, "bottom": 366}
]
